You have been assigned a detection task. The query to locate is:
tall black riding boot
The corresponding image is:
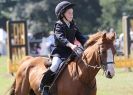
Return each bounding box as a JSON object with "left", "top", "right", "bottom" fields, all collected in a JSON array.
[{"left": 39, "top": 69, "right": 55, "bottom": 95}]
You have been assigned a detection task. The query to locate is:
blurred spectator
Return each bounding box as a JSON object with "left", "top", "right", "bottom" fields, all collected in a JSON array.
[
  {"left": 39, "top": 37, "right": 50, "bottom": 56},
  {"left": 39, "top": 31, "right": 55, "bottom": 56},
  {"left": 30, "top": 43, "right": 41, "bottom": 55},
  {"left": 119, "top": 31, "right": 133, "bottom": 51},
  {"left": 46, "top": 31, "right": 55, "bottom": 52},
  {"left": 119, "top": 33, "right": 124, "bottom": 49},
  {"left": 28, "top": 32, "right": 33, "bottom": 41},
  {"left": 0, "top": 28, "right": 7, "bottom": 56},
  {"left": 109, "top": 28, "right": 114, "bottom": 32}
]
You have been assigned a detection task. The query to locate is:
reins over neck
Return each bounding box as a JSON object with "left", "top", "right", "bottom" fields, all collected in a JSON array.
[{"left": 82, "top": 45, "right": 102, "bottom": 69}]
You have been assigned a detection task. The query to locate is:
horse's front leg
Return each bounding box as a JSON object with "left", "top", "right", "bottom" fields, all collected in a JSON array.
[
  {"left": 15, "top": 73, "right": 30, "bottom": 95},
  {"left": 88, "top": 86, "right": 97, "bottom": 95},
  {"left": 87, "top": 79, "right": 97, "bottom": 95},
  {"left": 17, "top": 67, "right": 31, "bottom": 95}
]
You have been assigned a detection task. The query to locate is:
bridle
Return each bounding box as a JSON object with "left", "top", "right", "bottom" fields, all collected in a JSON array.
[{"left": 82, "top": 44, "right": 114, "bottom": 70}]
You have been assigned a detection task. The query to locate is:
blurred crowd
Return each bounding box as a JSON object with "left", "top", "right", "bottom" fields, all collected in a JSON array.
[
  {"left": 0, "top": 28, "right": 7, "bottom": 56},
  {"left": 114, "top": 30, "right": 133, "bottom": 56},
  {"left": 1, "top": 28, "right": 133, "bottom": 57},
  {"left": 29, "top": 31, "right": 54, "bottom": 56}
]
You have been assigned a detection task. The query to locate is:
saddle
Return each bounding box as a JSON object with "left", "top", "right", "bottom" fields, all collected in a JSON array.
[
  {"left": 44, "top": 46, "right": 84, "bottom": 94},
  {"left": 49, "top": 56, "right": 75, "bottom": 95}
]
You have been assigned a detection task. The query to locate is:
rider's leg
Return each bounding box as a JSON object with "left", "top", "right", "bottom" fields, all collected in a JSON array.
[
  {"left": 39, "top": 57, "right": 62, "bottom": 94},
  {"left": 50, "top": 57, "right": 63, "bottom": 72}
]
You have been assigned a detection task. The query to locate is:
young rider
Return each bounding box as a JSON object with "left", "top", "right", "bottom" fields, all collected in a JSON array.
[{"left": 39, "top": 1, "right": 87, "bottom": 95}]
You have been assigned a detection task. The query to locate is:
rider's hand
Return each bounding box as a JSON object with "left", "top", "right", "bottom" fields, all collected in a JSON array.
[
  {"left": 74, "top": 39, "right": 81, "bottom": 47},
  {"left": 70, "top": 44, "right": 77, "bottom": 51},
  {"left": 66, "top": 43, "right": 77, "bottom": 50}
]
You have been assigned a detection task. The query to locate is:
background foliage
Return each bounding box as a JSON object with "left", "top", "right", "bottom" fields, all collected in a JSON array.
[{"left": 1, "top": 0, "right": 133, "bottom": 35}]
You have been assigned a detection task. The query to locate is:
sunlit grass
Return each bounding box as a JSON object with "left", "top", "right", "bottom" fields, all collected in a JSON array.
[
  {"left": 97, "top": 69, "right": 133, "bottom": 95},
  {"left": 0, "top": 56, "right": 14, "bottom": 95},
  {"left": 0, "top": 56, "right": 8, "bottom": 73}
]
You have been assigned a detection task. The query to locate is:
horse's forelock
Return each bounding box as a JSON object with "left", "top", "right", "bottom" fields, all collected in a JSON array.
[
  {"left": 106, "top": 32, "right": 116, "bottom": 42},
  {"left": 101, "top": 32, "right": 116, "bottom": 54},
  {"left": 84, "top": 31, "right": 105, "bottom": 48}
]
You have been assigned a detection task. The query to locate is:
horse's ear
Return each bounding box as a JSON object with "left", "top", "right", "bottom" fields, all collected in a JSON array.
[
  {"left": 101, "top": 32, "right": 107, "bottom": 43},
  {"left": 102, "top": 32, "right": 106, "bottom": 39},
  {"left": 109, "top": 32, "right": 116, "bottom": 41}
]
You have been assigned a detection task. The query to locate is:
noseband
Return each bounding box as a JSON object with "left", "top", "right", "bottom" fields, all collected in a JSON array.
[{"left": 82, "top": 45, "right": 114, "bottom": 70}]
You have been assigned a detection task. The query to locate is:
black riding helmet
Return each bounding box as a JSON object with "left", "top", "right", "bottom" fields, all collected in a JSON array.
[{"left": 55, "top": 1, "right": 75, "bottom": 20}]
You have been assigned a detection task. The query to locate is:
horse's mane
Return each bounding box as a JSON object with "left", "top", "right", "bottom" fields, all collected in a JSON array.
[{"left": 84, "top": 31, "right": 105, "bottom": 47}]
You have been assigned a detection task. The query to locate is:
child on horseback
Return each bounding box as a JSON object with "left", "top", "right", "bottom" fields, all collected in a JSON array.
[{"left": 39, "top": 1, "right": 87, "bottom": 95}]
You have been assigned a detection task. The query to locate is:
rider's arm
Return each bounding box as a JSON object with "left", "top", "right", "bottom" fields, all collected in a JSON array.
[
  {"left": 54, "top": 23, "right": 70, "bottom": 46},
  {"left": 54, "top": 23, "right": 77, "bottom": 50},
  {"left": 75, "top": 26, "right": 87, "bottom": 46}
]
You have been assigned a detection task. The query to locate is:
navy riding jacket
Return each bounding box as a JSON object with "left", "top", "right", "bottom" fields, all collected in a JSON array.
[{"left": 51, "top": 20, "right": 87, "bottom": 59}]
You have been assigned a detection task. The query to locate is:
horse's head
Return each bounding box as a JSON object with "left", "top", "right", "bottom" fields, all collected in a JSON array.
[
  {"left": 84, "top": 32, "right": 116, "bottom": 79},
  {"left": 98, "top": 32, "right": 116, "bottom": 78}
]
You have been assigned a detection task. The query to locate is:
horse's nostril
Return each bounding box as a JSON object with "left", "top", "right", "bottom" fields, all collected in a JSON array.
[
  {"left": 106, "top": 71, "right": 112, "bottom": 79},
  {"left": 108, "top": 71, "right": 111, "bottom": 76}
]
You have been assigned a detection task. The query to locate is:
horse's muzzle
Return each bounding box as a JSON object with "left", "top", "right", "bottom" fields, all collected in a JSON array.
[{"left": 105, "top": 71, "right": 113, "bottom": 79}]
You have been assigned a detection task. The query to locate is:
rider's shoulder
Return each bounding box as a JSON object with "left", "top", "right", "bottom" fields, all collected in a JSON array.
[
  {"left": 55, "top": 20, "right": 65, "bottom": 29},
  {"left": 55, "top": 20, "right": 63, "bottom": 25}
]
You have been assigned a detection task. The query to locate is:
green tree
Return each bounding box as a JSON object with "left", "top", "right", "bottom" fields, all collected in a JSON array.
[
  {"left": 0, "top": 0, "right": 17, "bottom": 29},
  {"left": 99, "top": 0, "right": 133, "bottom": 34},
  {"left": 69, "top": 0, "right": 102, "bottom": 34},
  {"left": 9, "top": 0, "right": 102, "bottom": 35}
]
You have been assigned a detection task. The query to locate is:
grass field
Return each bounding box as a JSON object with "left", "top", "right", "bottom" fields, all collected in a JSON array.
[
  {"left": 0, "top": 56, "right": 133, "bottom": 95},
  {"left": 0, "top": 56, "right": 14, "bottom": 95},
  {"left": 97, "top": 70, "right": 133, "bottom": 95}
]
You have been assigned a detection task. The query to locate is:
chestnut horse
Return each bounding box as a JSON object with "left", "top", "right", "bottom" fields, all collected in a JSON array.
[{"left": 9, "top": 32, "right": 116, "bottom": 95}]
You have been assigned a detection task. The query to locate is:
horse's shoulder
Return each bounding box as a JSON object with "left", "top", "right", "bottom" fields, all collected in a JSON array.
[
  {"left": 34, "top": 56, "right": 49, "bottom": 62},
  {"left": 28, "top": 56, "right": 49, "bottom": 66},
  {"left": 19, "top": 56, "right": 33, "bottom": 64}
]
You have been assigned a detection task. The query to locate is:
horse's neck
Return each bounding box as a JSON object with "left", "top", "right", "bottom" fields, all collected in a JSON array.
[{"left": 76, "top": 46, "right": 100, "bottom": 84}]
